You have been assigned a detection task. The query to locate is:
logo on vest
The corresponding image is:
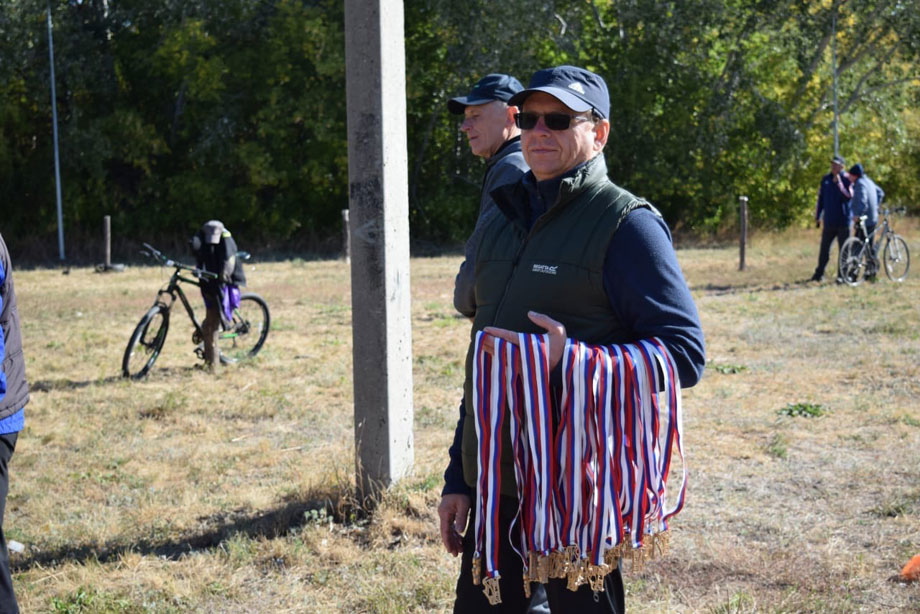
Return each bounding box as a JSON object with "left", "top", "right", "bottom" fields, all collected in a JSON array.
[{"left": 532, "top": 264, "right": 558, "bottom": 275}]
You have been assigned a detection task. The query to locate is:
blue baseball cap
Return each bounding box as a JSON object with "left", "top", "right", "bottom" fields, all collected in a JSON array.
[
  {"left": 509, "top": 65, "right": 610, "bottom": 119},
  {"left": 848, "top": 163, "right": 864, "bottom": 176},
  {"left": 447, "top": 74, "right": 524, "bottom": 114}
]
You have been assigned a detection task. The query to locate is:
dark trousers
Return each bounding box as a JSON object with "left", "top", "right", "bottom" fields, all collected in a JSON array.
[
  {"left": 202, "top": 304, "right": 221, "bottom": 370},
  {"left": 453, "top": 496, "right": 624, "bottom": 614},
  {"left": 814, "top": 225, "right": 849, "bottom": 280},
  {"left": 0, "top": 433, "right": 19, "bottom": 614}
]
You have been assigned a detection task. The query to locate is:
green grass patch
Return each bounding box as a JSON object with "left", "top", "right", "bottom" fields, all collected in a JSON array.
[
  {"left": 777, "top": 402, "right": 828, "bottom": 418},
  {"left": 708, "top": 590, "right": 756, "bottom": 614},
  {"left": 710, "top": 362, "right": 749, "bottom": 374},
  {"left": 766, "top": 433, "right": 788, "bottom": 459}
]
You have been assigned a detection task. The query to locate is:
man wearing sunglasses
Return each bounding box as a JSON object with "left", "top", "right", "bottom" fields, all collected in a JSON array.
[{"left": 448, "top": 66, "right": 705, "bottom": 613}]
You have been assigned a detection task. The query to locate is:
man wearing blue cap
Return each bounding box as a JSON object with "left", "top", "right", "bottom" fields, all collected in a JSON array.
[
  {"left": 447, "top": 74, "right": 530, "bottom": 317},
  {"left": 445, "top": 66, "right": 705, "bottom": 613},
  {"left": 810, "top": 155, "right": 853, "bottom": 283}
]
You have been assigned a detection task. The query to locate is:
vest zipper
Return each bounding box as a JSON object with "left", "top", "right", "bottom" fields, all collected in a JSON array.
[{"left": 490, "top": 232, "right": 531, "bottom": 326}]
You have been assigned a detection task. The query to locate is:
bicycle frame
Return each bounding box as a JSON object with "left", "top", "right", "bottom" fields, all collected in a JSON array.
[
  {"left": 154, "top": 270, "right": 207, "bottom": 340},
  {"left": 142, "top": 243, "right": 218, "bottom": 343},
  {"left": 853, "top": 209, "right": 898, "bottom": 253}
]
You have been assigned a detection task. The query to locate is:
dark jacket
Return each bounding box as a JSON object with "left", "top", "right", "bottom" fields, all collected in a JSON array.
[
  {"left": 458, "top": 154, "right": 704, "bottom": 495},
  {"left": 0, "top": 233, "right": 29, "bottom": 419},
  {"left": 816, "top": 172, "right": 852, "bottom": 227},
  {"left": 190, "top": 228, "right": 246, "bottom": 294},
  {"left": 453, "top": 137, "right": 529, "bottom": 317}
]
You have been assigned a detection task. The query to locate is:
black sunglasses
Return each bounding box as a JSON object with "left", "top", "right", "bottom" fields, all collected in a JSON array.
[{"left": 514, "top": 112, "right": 593, "bottom": 131}]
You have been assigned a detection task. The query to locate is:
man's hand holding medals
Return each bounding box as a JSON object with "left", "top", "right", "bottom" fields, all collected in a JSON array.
[{"left": 468, "top": 312, "right": 686, "bottom": 605}]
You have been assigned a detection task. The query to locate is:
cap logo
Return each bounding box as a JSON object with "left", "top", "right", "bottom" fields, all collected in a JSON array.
[{"left": 568, "top": 82, "right": 585, "bottom": 94}]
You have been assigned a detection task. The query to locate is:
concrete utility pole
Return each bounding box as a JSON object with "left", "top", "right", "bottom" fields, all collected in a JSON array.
[{"left": 344, "top": 0, "right": 414, "bottom": 498}]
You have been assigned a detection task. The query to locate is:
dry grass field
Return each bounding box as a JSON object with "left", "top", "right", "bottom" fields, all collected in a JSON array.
[{"left": 6, "top": 225, "right": 920, "bottom": 613}]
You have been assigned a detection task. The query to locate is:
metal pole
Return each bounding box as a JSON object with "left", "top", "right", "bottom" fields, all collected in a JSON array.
[
  {"left": 47, "top": 2, "right": 65, "bottom": 262},
  {"left": 739, "top": 196, "right": 748, "bottom": 271},
  {"left": 832, "top": 6, "right": 839, "bottom": 157}
]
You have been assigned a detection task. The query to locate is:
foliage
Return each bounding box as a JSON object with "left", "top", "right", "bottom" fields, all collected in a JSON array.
[
  {"left": 777, "top": 401, "right": 828, "bottom": 418},
  {"left": 1, "top": 0, "right": 919, "bottom": 257}
]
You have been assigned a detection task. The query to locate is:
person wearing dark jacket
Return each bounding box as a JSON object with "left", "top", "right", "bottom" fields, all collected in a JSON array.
[
  {"left": 811, "top": 155, "right": 853, "bottom": 283},
  {"left": 440, "top": 66, "right": 705, "bottom": 614},
  {"left": 0, "top": 232, "right": 27, "bottom": 613},
  {"left": 189, "top": 221, "right": 246, "bottom": 371},
  {"left": 448, "top": 73, "right": 530, "bottom": 317},
  {"left": 444, "top": 73, "right": 553, "bottom": 613}
]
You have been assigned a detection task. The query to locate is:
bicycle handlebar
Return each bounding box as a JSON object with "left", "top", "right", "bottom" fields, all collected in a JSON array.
[{"left": 140, "top": 243, "right": 218, "bottom": 280}]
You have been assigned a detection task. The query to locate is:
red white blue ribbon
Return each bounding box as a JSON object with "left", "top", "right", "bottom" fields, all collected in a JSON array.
[
  {"left": 471, "top": 332, "right": 685, "bottom": 599},
  {"left": 471, "top": 332, "right": 504, "bottom": 604}
]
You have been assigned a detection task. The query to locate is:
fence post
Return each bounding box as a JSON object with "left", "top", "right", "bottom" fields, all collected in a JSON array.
[
  {"left": 104, "top": 215, "right": 112, "bottom": 269},
  {"left": 342, "top": 209, "right": 350, "bottom": 264},
  {"left": 95, "top": 215, "right": 125, "bottom": 273},
  {"left": 739, "top": 195, "right": 749, "bottom": 271}
]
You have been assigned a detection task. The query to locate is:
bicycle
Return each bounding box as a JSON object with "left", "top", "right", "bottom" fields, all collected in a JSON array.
[
  {"left": 839, "top": 207, "right": 910, "bottom": 286},
  {"left": 122, "top": 243, "right": 270, "bottom": 379}
]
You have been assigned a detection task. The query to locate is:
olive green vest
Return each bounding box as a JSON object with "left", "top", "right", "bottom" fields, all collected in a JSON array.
[{"left": 460, "top": 154, "right": 654, "bottom": 495}]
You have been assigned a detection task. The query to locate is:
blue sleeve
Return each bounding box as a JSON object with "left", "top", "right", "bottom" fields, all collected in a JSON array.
[
  {"left": 442, "top": 398, "right": 472, "bottom": 497},
  {"left": 815, "top": 179, "right": 824, "bottom": 221},
  {"left": 850, "top": 181, "right": 867, "bottom": 218},
  {"left": 602, "top": 208, "right": 706, "bottom": 387},
  {"left": 0, "top": 257, "right": 7, "bottom": 399}
]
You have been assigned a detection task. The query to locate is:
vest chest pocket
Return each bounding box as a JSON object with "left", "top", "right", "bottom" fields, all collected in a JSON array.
[{"left": 510, "top": 259, "right": 609, "bottom": 316}]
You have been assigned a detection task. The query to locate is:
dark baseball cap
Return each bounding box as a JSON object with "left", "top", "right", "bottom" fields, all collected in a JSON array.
[
  {"left": 447, "top": 74, "right": 524, "bottom": 114},
  {"left": 831, "top": 155, "right": 846, "bottom": 166},
  {"left": 509, "top": 65, "right": 610, "bottom": 119},
  {"left": 848, "top": 163, "right": 864, "bottom": 176}
]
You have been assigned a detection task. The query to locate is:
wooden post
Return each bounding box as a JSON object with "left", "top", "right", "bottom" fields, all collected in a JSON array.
[
  {"left": 344, "top": 0, "right": 413, "bottom": 499},
  {"left": 95, "top": 215, "right": 124, "bottom": 273},
  {"left": 342, "top": 209, "right": 351, "bottom": 264},
  {"left": 739, "top": 196, "right": 749, "bottom": 271},
  {"left": 104, "top": 215, "right": 112, "bottom": 269}
]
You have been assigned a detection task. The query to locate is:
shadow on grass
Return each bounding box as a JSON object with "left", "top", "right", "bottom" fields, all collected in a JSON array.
[
  {"left": 11, "top": 492, "right": 357, "bottom": 572},
  {"left": 31, "top": 376, "right": 126, "bottom": 392},
  {"left": 32, "top": 367, "right": 209, "bottom": 392},
  {"left": 693, "top": 278, "right": 819, "bottom": 296}
]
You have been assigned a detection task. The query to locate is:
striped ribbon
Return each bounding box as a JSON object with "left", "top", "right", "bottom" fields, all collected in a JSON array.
[
  {"left": 471, "top": 331, "right": 505, "bottom": 605},
  {"left": 471, "top": 332, "right": 685, "bottom": 600}
]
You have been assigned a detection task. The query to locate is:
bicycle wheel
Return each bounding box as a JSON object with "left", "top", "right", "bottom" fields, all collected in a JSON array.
[
  {"left": 883, "top": 235, "right": 910, "bottom": 282},
  {"left": 218, "top": 293, "right": 270, "bottom": 364},
  {"left": 122, "top": 305, "right": 170, "bottom": 378},
  {"left": 839, "top": 237, "right": 865, "bottom": 286}
]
